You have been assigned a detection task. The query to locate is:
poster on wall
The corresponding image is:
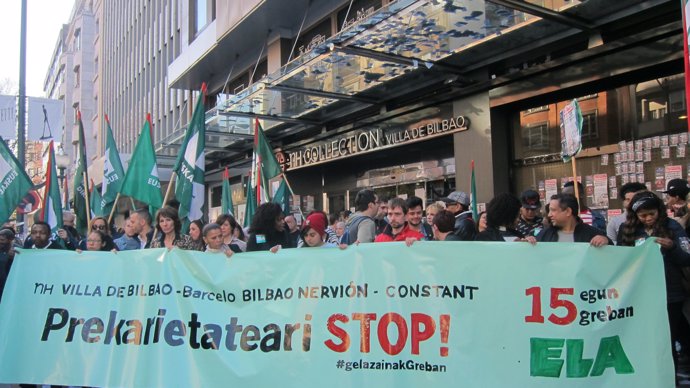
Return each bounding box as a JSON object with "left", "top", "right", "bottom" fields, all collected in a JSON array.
[
  {"left": 610, "top": 186, "right": 618, "bottom": 200},
  {"left": 655, "top": 167, "right": 666, "bottom": 190},
  {"left": 585, "top": 176, "right": 594, "bottom": 204},
  {"left": 670, "top": 134, "right": 679, "bottom": 147},
  {"left": 677, "top": 144, "right": 686, "bottom": 158},
  {"left": 601, "top": 154, "right": 608, "bottom": 166},
  {"left": 644, "top": 138, "right": 652, "bottom": 150},
  {"left": 661, "top": 146, "right": 671, "bottom": 159},
  {"left": 635, "top": 151, "right": 643, "bottom": 161},
  {"left": 592, "top": 174, "right": 609, "bottom": 208},
  {"left": 665, "top": 165, "right": 683, "bottom": 187},
  {"left": 636, "top": 162, "right": 644, "bottom": 174},
  {"left": 537, "top": 180, "right": 545, "bottom": 200},
  {"left": 680, "top": 133, "right": 688, "bottom": 144},
  {"left": 622, "top": 174, "right": 629, "bottom": 185},
  {"left": 644, "top": 150, "right": 652, "bottom": 162},
  {"left": 544, "top": 179, "right": 558, "bottom": 199}
]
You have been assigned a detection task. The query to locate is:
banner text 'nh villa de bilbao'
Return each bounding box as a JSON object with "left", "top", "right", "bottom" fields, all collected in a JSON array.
[{"left": 0, "top": 241, "right": 675, "bottom": 387}]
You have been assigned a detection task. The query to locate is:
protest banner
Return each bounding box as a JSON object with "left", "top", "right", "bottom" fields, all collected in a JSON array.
[{"left": 0, "top": 241, "right": 674, "bottom": 387}]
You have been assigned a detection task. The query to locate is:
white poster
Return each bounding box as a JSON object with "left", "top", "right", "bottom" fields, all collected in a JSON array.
[
  {"left": 0, "top": 94, "right": 16, "bottom": 139},
  {"left": 27, "top": 97, "right": 63, "bottom": 141},
  {"left": 592, "top": 174, "right": 609, "bottom": 208}
]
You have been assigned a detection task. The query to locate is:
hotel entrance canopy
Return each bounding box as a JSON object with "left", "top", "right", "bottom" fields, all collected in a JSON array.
[{"left": 156, "top": 0, "right": 675, "bottom": 172}]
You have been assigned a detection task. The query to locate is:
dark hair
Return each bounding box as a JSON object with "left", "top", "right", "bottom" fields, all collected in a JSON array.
[
  {"left": 328, "top": 213, "right": 338, "bottom": 225},
  {"left": 87, "top": 230, "right": 107, "bottom": 245},
  {"left": 354, "top": 189, "right": 377, "bottom": 212},
  {"left": 619, "top": 182, "right": 647, "bottom": 200},
  {"left": 486, "top": 193, "right": 521, "bottom": 228},
  {"left": 250, "top": 203, "right": 284, "bottom": 237},
  {"left": 0, "top": 228, "right": 15, "bottom": 240},
  {"left": 432, "top": 210, "right": 455, "bottom": 233},
  {"left": 619, "top": 192, "right": 671, "bottom": 246},
  {"left": 189, "top": 220, "right": 204, "bottom": 240},
  {"left": 216, "top": 214, "right": 244, "bottom": 240},
  {"left": 388, "top": 197, "right": 408, "bottom": 214},
  {"left": 202, "top": 223, "right": 221, "bottom": 238},
  {"left": 155, "top": 206, "right": 182, "bottom": 236},
  {"left": 550, "top": 194, "right": 579, "bottom": 217},
  {"left": 31, "top": 221, "right": 51, "bottom": 234},
  {"left": 377, "top": 195, "right": 390, "bottom": 204},
  {"left": 132, "top": 208, "right": 152, "bottom": 225},
  {"left": 406, "top": 196, "right": 423, "bottom": 210}
]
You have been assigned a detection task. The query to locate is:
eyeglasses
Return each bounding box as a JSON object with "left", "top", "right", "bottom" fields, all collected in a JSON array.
[{"left": 92, "top": 225, "right": 106, "bottom": 231}]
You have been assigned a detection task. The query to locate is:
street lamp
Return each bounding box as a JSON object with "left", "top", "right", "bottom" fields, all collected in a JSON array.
[{"left": 55, "top": 145, "right": 70, "bottom": 191}]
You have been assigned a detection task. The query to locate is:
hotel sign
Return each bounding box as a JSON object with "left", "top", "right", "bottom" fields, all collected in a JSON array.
[{"left": 285, "top": 115, "right": 469, "bottom": 170}]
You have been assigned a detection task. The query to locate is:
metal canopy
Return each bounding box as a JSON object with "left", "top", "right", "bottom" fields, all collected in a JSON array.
[{"left": 158, "top": 0, "right": 664, "bottom": 169}]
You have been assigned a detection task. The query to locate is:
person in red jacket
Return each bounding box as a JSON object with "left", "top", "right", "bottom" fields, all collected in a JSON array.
[{"left": 375, "top": 197, "right": 424, "bottom": 243}]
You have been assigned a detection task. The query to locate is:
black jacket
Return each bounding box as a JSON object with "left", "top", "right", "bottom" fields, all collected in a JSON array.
[
  {"left": 617, "top": 218, "right": 690, "bottom": 303},
  {"left": 247, "top": 228, "right": 295, "bottom": 252},
  {"left": 476, "top": 227, "right": 524, "bottom": 242},
  {"left": 452, "top": 211, "right": 477, "bottom": 241},
  {"left": 536, "top": 222, "right": 611, "bottom": 244}
]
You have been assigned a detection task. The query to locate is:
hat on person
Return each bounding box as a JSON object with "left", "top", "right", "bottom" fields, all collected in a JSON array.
[
  {"left": 520, "top": 189, "right": 541, "bottom": 209},
  {"left": 662, "top": 178, "right": 690, "bottom": 198},
  {"left": 440, "top": 191, "right": 470, "bottom": 206},
  {"left": 303, "top": 213, "right": 327, "bottom": 238}
]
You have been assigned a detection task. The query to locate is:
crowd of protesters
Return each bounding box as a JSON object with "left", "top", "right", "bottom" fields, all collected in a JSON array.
[{"left": 2, "top": 179, "right": 690, "bottom": 383}]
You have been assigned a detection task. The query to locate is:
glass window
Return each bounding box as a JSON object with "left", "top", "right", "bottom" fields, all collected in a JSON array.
[
  {"left": 191, "top": 0, "right": 215, "bottom": 38},
  {"left": 522, "top": 123, "right": 549, "bottom": 151},
  {"left": 581, "top": 111, "right": 598, "bottom": 140},
  {"left": 74, "top": 29, "right": 81, "bottom": 51}
]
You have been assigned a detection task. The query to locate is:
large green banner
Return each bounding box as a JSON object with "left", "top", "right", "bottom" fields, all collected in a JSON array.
[{"left": 0, "top": 241, "right": 674, "bottom": 387}]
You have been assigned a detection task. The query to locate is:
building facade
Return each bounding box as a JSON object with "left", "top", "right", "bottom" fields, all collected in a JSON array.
[
  {"left": 161, "top": 0, "right": 684, "bottom": 221},
  {"left": 43, "top": 0, "right": 99, "bottom": 196}
]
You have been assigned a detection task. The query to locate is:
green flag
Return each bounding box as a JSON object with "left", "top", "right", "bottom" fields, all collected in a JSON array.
[
  {"left": 174, "top": 86, "right": 206, "bottom": 228},
  {"left": 244, "top": 174, "right": 255, "bottom": 228},
  {"left": 254, "top": 119, "right": 281, "bottom": 204},
  {"left": 100, "top": 115, "right": 125, "bottom": 209},
  {"left": 272, "top": 179, "right": 290, "bottom": 214},
  {"left": 221, "top": 167, "right": 233, "bottom": 216},
  {"left": 90, "top": 180, "right": 106, "bottom": 218},
  {"left": 0, "top": 137, "right": 32, "bottom": 226},
  {"left": 73, "top": 111, "right": 90, "bottom": 234},
  {"left": 42, "top": 141, "right": 63, "bottom": 232},
  {"left": 120, "top": 115, "right": 163, "bottom": 211}
]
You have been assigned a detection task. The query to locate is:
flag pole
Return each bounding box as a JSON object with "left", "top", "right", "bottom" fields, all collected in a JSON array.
[
  {"left": 83, "top": 171, "right": 91, "bottom": 226},
  {"left": 162, "top": 172, "right": 177, "bottom": 208},
  {"left": 571, "top": 157, "right": 580, "bottom": 204},
  {"left": 107, "top": 193, "right": 120, "bottom": 224}
]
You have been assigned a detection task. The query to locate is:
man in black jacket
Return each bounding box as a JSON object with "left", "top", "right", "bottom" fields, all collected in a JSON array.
[
  {"left": 440, "top": 191, "right": 476, "bottom": 241},
  {"left": 536, "top": 194, "right": 611, "bottom": 246}
]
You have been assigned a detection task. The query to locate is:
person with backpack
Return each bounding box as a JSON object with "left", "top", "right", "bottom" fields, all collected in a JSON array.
[{"left": 343, "top": 189, "right": 379, "bottom": 244}]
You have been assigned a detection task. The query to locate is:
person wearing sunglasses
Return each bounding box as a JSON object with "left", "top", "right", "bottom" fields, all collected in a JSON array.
[{"left": 77, "top": 217, "right": 118, "bottom": 251}]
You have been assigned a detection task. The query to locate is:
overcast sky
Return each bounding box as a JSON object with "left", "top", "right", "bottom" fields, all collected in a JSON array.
[{"left": 0, "top": 0, "right": 76, "bottom": 97}]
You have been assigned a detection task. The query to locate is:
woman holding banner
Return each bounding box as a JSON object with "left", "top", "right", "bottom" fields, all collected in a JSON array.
[
  {"left": 617, "top": 191, "right": 690, "bottom": 377},
  {"left": 150, "top": 206, "right": 196, "bottom": 250}
]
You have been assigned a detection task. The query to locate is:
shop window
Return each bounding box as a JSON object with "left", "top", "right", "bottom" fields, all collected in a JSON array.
[
  {"left": 581, "top": 111, "right": 598, "bottom": 140},
  {"left": 522, "top": 122, "right": 549, "bottom": 151}
]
